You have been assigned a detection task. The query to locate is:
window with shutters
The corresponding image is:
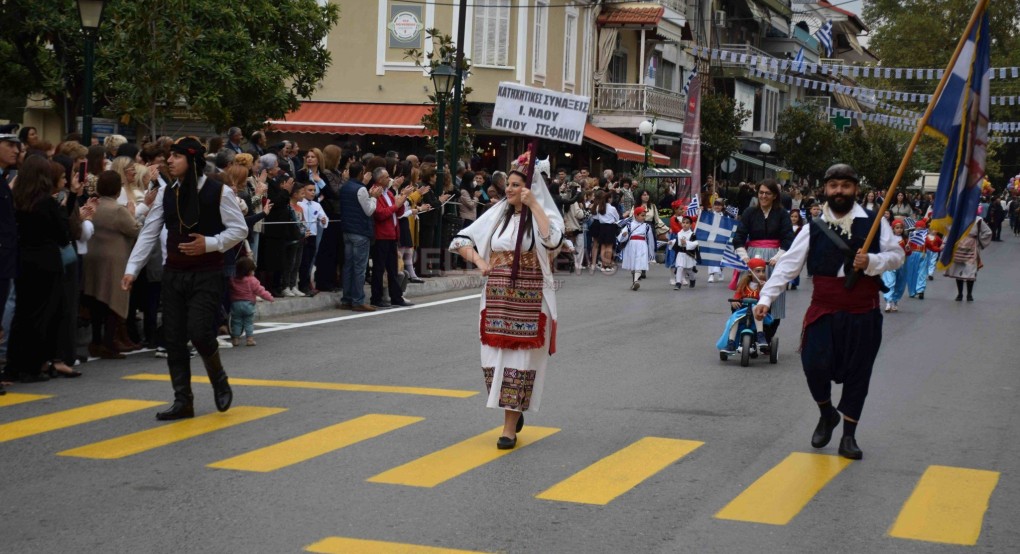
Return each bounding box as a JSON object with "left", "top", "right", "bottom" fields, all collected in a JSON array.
[
  {"left": 532, "top": 1, "right": 548, "bottom": 81},
  {"left": 472, "top": 0, "right": 511, "bottom": 67},
  {"left": 563, "top": 10, "right": 578, "bottom": 88}
]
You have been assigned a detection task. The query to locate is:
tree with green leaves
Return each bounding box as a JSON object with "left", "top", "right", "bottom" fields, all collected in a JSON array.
[
  {"left": 405, "top": 28, "right": 474, "bottom": 162},
  {"left": 699, "top": 92, "right": 751, "bottom": 180},
  {"left": 838, "top": 124, "right": 920, "bottom": 190},
  {"left": 775, "top": 105, "right": 841, "bottom": 185},
  {"left": 862, "top": 0, "right": 1020, "bottom": 184},
  {"left": 0, "top": 0, "right": 339, "bottom": 138}
]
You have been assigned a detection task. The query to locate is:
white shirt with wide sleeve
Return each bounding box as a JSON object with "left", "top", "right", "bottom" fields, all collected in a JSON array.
[{"left": 758, "top": 204, "right": 905, "bottom": 309}]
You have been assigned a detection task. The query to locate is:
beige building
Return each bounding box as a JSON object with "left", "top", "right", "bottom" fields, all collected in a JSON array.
[{"left": 271, "top": 0, "right": 673, "bottom": 171}]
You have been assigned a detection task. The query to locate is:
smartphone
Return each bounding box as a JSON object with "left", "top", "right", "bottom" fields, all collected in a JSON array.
[
  {"left": 262, "top": 196, "right": 269, "bottom": 210},
  {"left": 78, "top": 160, "right": 87, "bottom": 183}
]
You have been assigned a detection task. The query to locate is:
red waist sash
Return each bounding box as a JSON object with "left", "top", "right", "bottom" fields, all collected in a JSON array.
[
  {"left": 800, "top": 275, "right": 880, "bottom": 350},
  {"left": 631, "top": 235, "right": 646, "bottom": 240},
  {"left": 747, "top": 239, "right": 781, "bottom": 248}
]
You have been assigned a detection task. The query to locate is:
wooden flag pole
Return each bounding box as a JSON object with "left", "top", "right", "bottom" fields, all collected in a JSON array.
[
  {"left": 510, "top": 138, "right": 541, "bottom": 284},
  {"left": 856, "top": 0, "right": 989, "bottom": 258}
]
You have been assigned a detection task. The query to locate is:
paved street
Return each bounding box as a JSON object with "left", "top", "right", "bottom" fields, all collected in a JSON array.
[{"left": 2, "top": 240, "right": 1019, "bottom": 554}]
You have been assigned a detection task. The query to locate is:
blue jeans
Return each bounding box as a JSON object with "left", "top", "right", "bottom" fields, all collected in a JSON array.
[
  {"left": 230, "top": 300, "right": 256, "bottom": 338},
  {"left": 342, "top": 233, "right": 371, "bottom": 306}
]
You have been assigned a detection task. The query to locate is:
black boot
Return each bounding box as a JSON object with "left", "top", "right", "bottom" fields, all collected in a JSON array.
[
  {"left": 203, "top": 351, "right": 233, "bottom": 413},
  {"left": 838, "top": 435, "right": 863, "bottom": 459},
  {"left": 811, "top": 409, "right": 841, "bottom": 448},
  {"left": 157, "top": 366, "right": 194, "bottom": 420},
  {"left": 689, "top": 280, "right": 696, "bottom": 288}
]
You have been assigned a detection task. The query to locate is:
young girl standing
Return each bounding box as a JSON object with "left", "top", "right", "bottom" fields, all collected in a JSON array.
[
  {"left": 229, "top": 257, "right": 274, "bottom": 346},
  {"left": 706, "top": 200, "right": 726, "bottom": 283},
  {"left": 672, "top": 216, "right": 699, "bottom": 289},
  {"left": 788, "top": 209, "right": 805, "bottom": 290},
  {"left": 882, "top": 218, "right": 909, "bottom": 312},
  {"left": 620, "top": 206, "right": 655, "bottom": 290}
]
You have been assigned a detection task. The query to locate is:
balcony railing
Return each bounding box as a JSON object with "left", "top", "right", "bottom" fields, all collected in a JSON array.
[
  {"left": 593, "top": 83, "right": 686, "bottom": 121},
  {"left": 654, "top": 0, "right": 686, "bottom": 12},
  {"left": 716, "top": 43, "right": 776, "bottom": 68}
]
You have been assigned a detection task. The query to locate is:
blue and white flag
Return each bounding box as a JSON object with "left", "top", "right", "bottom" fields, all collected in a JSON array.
[
  {"left": 816, "top": 20, "right": 834, "bottom": 57},
  {"left": 725, "top": 205, "right": 740, "bottom": 219},
  {"left": 682, "top": 65, "right": 698, "bottom": 95},
  {"left": 925, "top": 10, "right": 991, "bottom": 269},
  {"left": 721, "top": 246, "right": 749, "bottom": 272},
  {"left": 903, "top": 216, "right": 917, "bottom": 229},
  {"left": 694, "top": 211, "right": 738, "bottom": 267},
  {"left": 909, "top": 228, "right": 928, "bottom": 248},
  {"left": 800, "top": 208, "right": 807, "bottom": 220},
  {"left": 686, "top": 194, "right": 700, "bottom": 217},
  {"left": 793, "top": 47, "right": 805, "bottom": 73}
]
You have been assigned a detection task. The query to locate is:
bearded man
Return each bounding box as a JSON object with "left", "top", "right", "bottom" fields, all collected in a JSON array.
[
  {"left": 753, "top": 164, "right": 905, "bottom": 459},
  {"left": 123, "top": 137, "right": 248, "bottom": 420}
]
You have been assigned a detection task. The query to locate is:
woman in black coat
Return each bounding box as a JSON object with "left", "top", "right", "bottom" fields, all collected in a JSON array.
[{"left": 258, "top": 175, "right": 300, "bottom": 295}]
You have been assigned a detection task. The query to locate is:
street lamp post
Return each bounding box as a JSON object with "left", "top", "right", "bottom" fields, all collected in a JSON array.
[
  {"left": 430, "top": 63, "right": 456, "bottom": 276},
  {"left": 638, "top": 119, "right": 657, "bottom": 177},
  {"left": 758, "top": 142, "right": 772, "bottom": 181},
  {"left": 77, "top": 0, "right": 107, "bottom": 146}
]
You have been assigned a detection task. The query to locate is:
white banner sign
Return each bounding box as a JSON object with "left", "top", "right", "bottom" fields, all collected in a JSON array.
[{"left": 492, "top": 82, "right": 590, "bottom": 144}]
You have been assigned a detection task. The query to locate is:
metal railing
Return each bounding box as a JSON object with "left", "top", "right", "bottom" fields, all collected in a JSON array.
[
  {"left": 593, "top": 83, "right": 686, "bottom": 121},
  {"left": 654, "top": 0, "right": 686, "bottom": 13}
]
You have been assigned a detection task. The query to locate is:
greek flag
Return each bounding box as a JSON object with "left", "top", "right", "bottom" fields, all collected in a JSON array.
[
  {"left": 909, "top": 228, "right": 928, "bottom": 247},
  {"left": 686, "top": 194, "right": 700, "bottom": 217},
  {"left": 721, "top": 247, "right": 749, "bottom": 272},
  {"left": 683, "top": 65, "right": 698, "bottom": 95},
  {"left": 694, "top": 211, "right": 738, "bottom": 267},
  {"left": 725, "top": 205, "right": 739, "bottom": 218},
  {"left": 793, "top": 47, "right": 805, "bottom": 73},
  {"left": 903, "top": 216, "right": 917, "bottom": 229},
  {"left": 816, "top": 20, "right": 834, "bottom": 57}
]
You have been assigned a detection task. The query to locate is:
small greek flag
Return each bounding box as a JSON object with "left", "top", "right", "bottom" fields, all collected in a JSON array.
[
  {"left": 903, "top": 216, "right": 917, "bottom": 229},
  {"left": 800, "top": 208, "right": 807, "bottom": 220},
  {"left": 682, "top": 65, "right": 698, "bottom": 95},
  {"left": 721, "top": 246, "right": 749, "bottom": 272},
  {"left": 793, "top": 47, "right": 805, "bottom": 73},
  {"left": 909, "top": 228, "right": 928, "bottom": 247},
  {"left": 725, "top": 205, "right": 739, "bottom": 218},
  {"left": 816, "top": 20, "right": 834, "bottom": 57},
  {"left": 686, "top": 195, "right": 700, "bottom": 217}
]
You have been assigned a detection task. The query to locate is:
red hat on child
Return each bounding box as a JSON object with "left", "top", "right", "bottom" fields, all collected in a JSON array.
[
  {"left": 671, "top": 200, "right": 684, "bottom": 211},
  {"left": 633, "top": 206, "right": 646, "bottom": 218},
  {"left": 914, "top": 219, "right": 927, "bottom": 229},
  {"left": 748, "top": 257, "right": 767, "bottom": 270}
]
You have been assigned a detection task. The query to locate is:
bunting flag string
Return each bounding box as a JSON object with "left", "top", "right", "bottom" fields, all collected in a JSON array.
[
  {"left": 825, "top": 105, "right": 1020, "bottom": 139},
  {"left": 689, "top": 46, "right": 1020, "bottom": 82},
  {"left": 746, "top": 67, "right": 1020, "bottom": 107}
]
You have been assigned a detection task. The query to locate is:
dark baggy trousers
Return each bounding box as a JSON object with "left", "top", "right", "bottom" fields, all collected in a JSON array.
[
  {"left": 800, "top": 309, "right": 883, "bottom": 421},
  {"left": 162, "top": 269, "right": 227, "bottom": 403},
  {"left": 370, "top": 239, "right": 404, "bottom": 305}
]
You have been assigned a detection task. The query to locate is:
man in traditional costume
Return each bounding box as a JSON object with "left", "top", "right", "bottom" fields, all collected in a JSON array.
[
  {"left": 754, "top": 164, "right": 905, "bottom": 459},
  {"left": 451, "top": 154, "right": 563, "bottom": 450},
  {"left": 123, "top": 137, "right": 248, "bottom": 420}
]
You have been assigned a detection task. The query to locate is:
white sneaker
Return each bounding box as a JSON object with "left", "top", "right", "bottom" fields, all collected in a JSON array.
[
  {"left": 681, "top": 280, "right": 690, "bottom": 287},
  {"left": 669, "top": 277, "right": 676, "bottom": 286},
  {"left": 884, "top": 302, "right": 891, "bottom": 312},
  {"left": 284, "top": 288, "right": 298, "bottom": 297}
]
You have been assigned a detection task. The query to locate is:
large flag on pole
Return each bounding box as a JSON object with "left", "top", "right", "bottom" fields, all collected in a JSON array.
[
  {"left": 815, "top": 21, "right": 834, "bottom": 57},
  {"left": 679, "top": 75, "right": 702, "bottom": 199},
  {"left": 924, "top": 10, "right": 991, "bottom": 269}
]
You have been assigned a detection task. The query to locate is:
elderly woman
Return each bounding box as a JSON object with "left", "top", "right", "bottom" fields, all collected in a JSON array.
[
  {"left": 943, "top": 216, "right": 992, "bottom": 301},
  {"left": 732, "top": 178, "right": 794, "bottom": 346},
  {"left": 83, "top": 171, "right": 141, "bottom": 358},
  {"left": 451, "top": 156, "right": 563, "bottom": 449}
]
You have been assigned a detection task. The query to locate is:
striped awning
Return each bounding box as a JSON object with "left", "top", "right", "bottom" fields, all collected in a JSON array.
[
  {"left": 583, "top": 124, "right": 670, "bottom": 165},
  {"left": 266, "top": 102, "right": 433, "bottom": 136}
]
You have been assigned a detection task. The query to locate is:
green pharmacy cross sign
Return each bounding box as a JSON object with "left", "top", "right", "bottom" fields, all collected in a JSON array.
[{"left": 830, "top": 114, "right": 852, "bottom": 132}]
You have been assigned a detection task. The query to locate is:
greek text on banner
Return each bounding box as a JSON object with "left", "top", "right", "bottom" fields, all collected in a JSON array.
[{"left": 491, "top": 82, "right": 590, "bottom": 145}]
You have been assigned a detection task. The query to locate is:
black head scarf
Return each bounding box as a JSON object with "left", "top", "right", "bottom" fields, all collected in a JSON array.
[{"left": 170, "top": 137, "right": 206, "bottom": 230}]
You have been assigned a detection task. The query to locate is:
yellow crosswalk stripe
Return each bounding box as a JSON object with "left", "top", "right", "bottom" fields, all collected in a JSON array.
[
  {"left": 715, "top": 452, "right": 852, "bottom": 525},
  {"left": 209, "top": 414, "right": 423, "bottom": 472},
  {"left": 0, "top": 392, "right": 53, "bottom": 409},
  {"left": 368, "top": 426, "right": 560, "bottom": 488},
  {"left": 57, "top": 406, "right": 285, "bottom": 459},
  {"left": 536, "top": 437, "right": 704, "bottom": 505},
  {"left": 124, "top": 373, "right": 477, "bottom": 399},
  {"left": 0, "top": 399, "right": 164, "bottom": 443},
  {"left": 305, "top": 536, "right": 490, "bottom": 554},
  {"left": 889, "top": 465, "right": 1000, "bottom": 545}
]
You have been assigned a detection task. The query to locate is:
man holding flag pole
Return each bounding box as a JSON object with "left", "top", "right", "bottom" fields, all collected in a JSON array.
[{"left": 753, "top": 0, "right": 991, "bottom": 460}]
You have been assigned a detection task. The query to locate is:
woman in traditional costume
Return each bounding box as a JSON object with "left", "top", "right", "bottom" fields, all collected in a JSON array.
[
  {"left": 943, "top": 216, "right": 991, "bottom": 301},
  {"left": 451, "top": 156, "right": 564, "bottom": 450}
]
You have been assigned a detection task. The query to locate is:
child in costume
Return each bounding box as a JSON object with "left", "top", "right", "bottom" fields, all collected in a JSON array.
[
  {"left": 925, "top": 229, "right": 943, "bottom": 280},
  {"left": 905, "top": 219, "right": 929, "bottom": 300},
  {"left": 718, "top": 257, "right": 770, "bottom": 353},
  {"left": 671, "top": 215, "right": 699, "bottom": 289},
  {"left": 666, "top": 201, "right": 683, "bottom": 285},
  {"left": 619, "top": 206, "right": 655, "bottom": 291},
  {"left": 882, "top": 217, "right": 910, "bottom": 312}
]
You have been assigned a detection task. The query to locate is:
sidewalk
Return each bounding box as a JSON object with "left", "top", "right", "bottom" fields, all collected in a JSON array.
[{"left": 255, "top": 270, "right": 486, "bottom": 319}]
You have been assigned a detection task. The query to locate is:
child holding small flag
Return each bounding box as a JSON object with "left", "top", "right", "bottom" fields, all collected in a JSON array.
[
  {"left": 620, "top": 206, "right": 655, "bottom": 291},
  {"left": 671, "top": 216, "right": 699, "bottom": 289},
  {"left": 718, "top": 257, "right": 769, "bottom": 353},
  {"left": 925, "top": 230, "right": 943, "bottom": 280},
  {"left": 882, "top": 218, "right": 910, "bottom": 312},
  {"left": 905, "top": 219, "right": 929, "bottom": 299}
]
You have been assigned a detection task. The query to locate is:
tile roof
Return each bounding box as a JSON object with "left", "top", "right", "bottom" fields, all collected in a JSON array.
[{"left": 596, "top": 6, "right": 665, "bottom": 27}]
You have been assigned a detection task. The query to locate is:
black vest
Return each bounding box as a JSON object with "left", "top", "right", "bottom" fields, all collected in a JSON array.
[
  {"left": 163, "top": 179, "right": 226, "bottom": 271},
  {"left": 807, "top": 211, "right": 881, "bottom": 277}
]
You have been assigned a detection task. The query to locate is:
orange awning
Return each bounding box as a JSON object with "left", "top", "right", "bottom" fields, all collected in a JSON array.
[
  {"left": 266, "top": 102, "right": 433, "bottom": 137},
  {"left": 583, "top": 124, "right": 670, "bottom": 165},
  {"left": 597, "top": 6, "right": 664, "bottom": 27}
]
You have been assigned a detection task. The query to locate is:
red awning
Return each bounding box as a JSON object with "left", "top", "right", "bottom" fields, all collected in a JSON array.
[
  {"left": 597, "top": 6, "right": 664, "bottom": 27},
  {"left": 583, "top": 124, "right": 670, "bottom": 165},
  {"left": 266, "top": 102, "right": 433, "bottom": 137}
]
